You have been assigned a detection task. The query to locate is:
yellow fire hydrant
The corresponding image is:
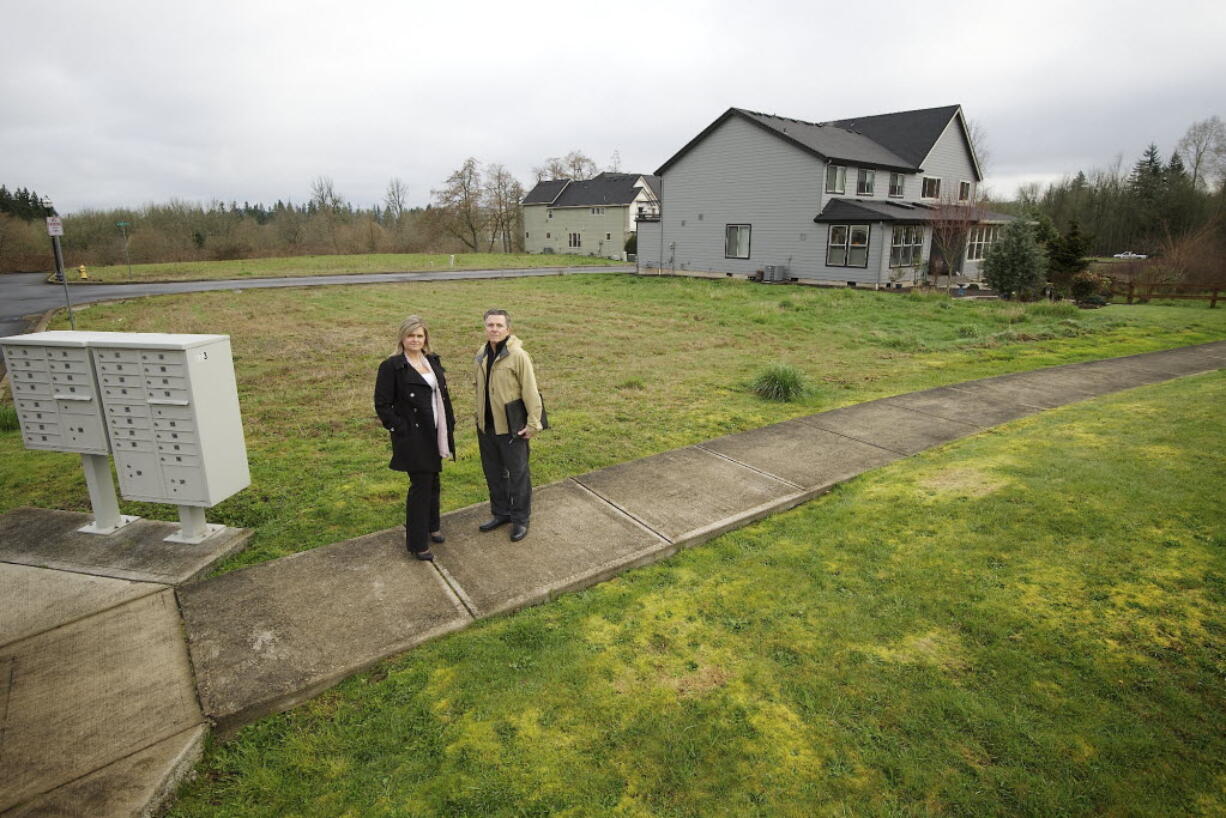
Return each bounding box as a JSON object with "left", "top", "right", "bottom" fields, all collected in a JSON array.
[{"left": 78, "top": 265, "right": 89, "bottom": 280}]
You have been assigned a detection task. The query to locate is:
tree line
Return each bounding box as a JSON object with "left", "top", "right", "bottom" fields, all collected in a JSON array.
[
  {"left": 0, "top": 149, "right": 611, "bottom": 272},
  {"left": 998, "top": 115, "right": 1226, "bottom": 257}
]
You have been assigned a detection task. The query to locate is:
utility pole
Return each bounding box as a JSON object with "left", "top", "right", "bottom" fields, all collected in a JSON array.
[{"left": 43, "top": 196, "right": 76, "bottom": 330}]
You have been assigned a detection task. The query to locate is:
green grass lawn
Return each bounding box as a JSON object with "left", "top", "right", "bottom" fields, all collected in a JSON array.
[
  {"left": 167, "top": 372, "right": 1226, "bottom": 816},
  {"left": 2, "top": 275, "right": 1225, "bottom": 576},
  {"left": 66, "top": 252, "right": 623, "bottom": 283}
]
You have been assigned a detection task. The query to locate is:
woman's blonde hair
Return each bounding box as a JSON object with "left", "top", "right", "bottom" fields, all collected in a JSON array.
[{"left": 395, "top": 315, "right": 432, "bottom": 355}]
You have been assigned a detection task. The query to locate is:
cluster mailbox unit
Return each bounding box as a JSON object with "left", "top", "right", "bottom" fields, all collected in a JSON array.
[{"left": 2, "top": 330, "right": 250, "bottom": 543}]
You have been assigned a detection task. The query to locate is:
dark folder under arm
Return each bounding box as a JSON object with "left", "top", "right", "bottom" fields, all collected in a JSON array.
[{"left": 505, "top": 395, "right": 549, "bottom": 432}]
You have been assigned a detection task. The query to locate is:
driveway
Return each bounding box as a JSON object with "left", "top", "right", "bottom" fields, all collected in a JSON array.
[{"left": 0, "top": 265, "right": 633, "bottom": 364}]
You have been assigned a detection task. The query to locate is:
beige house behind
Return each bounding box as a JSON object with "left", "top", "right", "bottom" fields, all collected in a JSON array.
[{"left": 522, "top": 172, "right": 660, "bottom": 260}]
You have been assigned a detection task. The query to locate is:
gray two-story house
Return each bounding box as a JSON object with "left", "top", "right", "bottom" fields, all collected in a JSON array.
[
  {"left": 637, "top": 104, "right": 1009, "bottom": 287},
  {"left": 522, "top": 172, "right": 660, "bottom": 260}
]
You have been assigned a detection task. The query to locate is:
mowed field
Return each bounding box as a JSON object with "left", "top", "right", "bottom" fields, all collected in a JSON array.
[
  {"left": 168, "top": 372, "right": 1226, "bottom": 816},
  {"left": 65, "top": 251, "right": 624, "bottom": 283},
  {"left": 2, "top": 274, "right": 1224, "bottom": 575}
]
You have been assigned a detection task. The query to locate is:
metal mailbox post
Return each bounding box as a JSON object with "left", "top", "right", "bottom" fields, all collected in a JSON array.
[
  {"left": 3, "top": 331, "right": 136, "bottom": 534},
  {"left": 2, "top": 331, "right": 251, "bottom": 543}
]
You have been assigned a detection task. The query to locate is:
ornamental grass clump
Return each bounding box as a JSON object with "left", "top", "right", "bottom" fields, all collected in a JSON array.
[
  {"left": 751, "top": 363, "right": 808, "bottom": 402},
  {"left": 0, "top": 405, "right": 19, "bottom": 433}
]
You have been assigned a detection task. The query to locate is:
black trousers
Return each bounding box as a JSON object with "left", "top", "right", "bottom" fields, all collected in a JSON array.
[
  {"left": 405, "top": 471, "right": 441, "bottom": 553},
  {"left": 477, "top": 428, "right": 531, "bottom": 523}
]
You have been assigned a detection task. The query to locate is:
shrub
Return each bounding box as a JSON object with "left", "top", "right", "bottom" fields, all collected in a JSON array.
[
  {"left": 1070, "top": 271, "right": 1110, "bottom": 301},
  {"left": 624, "top": 233, "right": 637, "bottom": 255},
  {"left": 0, "top": 404, "right": 18, "bottom": 433},
  {"left": 751, "top": 364, "right": 808, "bottom": 402},
  {"left": 983, "top": 219, "right": 1047, "bottom": 300}
]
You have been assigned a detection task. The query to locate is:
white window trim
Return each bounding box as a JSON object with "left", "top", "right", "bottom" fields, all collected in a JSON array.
[
  {"left": 889, "top": 225, "right": 924, "bottom": 268},
  {"left": 826, "top": 164, "right": 847, "bottom": 194},
  {"left": 966, "top": 224, "right": 998, "bottom": 261},
  {"left": 568, "top": 232, "right": 581, "bottom": 248},
  {"left": 888, "top": 173, "right": 905, "bottom": 198},
  {"left": 856, "top": 168, "right": 876, "bottom": 196},
  {"left": 725, "top": 224, "right": 751, "bottom": 259},
  {"left": 922, "top": 177, "right": 941, "bottom": 199},
  {"left": 826, "top": 224, "right": 870, "bottom": 268}
]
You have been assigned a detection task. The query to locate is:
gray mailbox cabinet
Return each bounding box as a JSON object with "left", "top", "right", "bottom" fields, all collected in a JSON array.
[
  {"left": 4, "top": 332, "right": 110, "bottom": 454},
  {"left": 89, "top": 333, "right": 250, "bottom": 507}
]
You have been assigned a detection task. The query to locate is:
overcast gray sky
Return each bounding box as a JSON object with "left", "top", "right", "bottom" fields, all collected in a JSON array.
[{"left": 2, "top": 0, "right": 1223, "bottom": 214}]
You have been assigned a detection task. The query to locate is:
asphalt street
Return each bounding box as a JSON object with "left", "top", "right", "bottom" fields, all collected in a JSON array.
[{"left": 0, "top": 265, "right": 633, "bottom": 364}]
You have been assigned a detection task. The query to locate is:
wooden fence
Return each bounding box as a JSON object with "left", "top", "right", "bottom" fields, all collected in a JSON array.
[{"left": 1115, "top": 280, "right": 1220, "bottom": 308}]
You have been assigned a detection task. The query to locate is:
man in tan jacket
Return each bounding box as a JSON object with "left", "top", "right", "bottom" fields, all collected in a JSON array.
[{"left": 474, "top": 308, "right": 543, "bottom": 541}]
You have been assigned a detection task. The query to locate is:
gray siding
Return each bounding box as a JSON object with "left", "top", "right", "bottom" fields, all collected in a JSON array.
[
  {"left": 663, "top": 116, "right": 824, "bottom": 279},
  {"left": 636, "top": 220, "right": 662, "bottom": 268},
  {"left": 523, "top": 205, "right": 629, "bottom": 259}
]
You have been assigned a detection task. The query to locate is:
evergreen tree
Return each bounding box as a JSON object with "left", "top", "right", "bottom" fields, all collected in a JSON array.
[
  {"left": 982, "top": 218, "right": 1047, "bottom": 299},
  {"left": 0, "top": 185, "right": 11, "bottom": 216},
  {"left": 1047, "top": 220, "right": 1091, "bottom": 289}
]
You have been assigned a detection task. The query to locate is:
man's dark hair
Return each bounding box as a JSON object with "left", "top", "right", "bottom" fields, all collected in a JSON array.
[{"left": 483, "top": 309, "right": 511, "bottom": 323}]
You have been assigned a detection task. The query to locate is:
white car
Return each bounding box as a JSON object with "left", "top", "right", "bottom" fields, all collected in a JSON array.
[{"left": 1113, "top": 251, "right": 1148, "bottom": 259}]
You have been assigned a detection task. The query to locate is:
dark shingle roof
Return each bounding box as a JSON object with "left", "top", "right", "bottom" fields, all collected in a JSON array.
[
  {"left": 522, "top": 179, "right": 569, "bottom": 205},
  {"left": 655, "top": 105, "right": 979, "bottom": 179},
  {"left": 830, "top": 105, "right": 963, "bottom": 168},
  {"left": 522, "top": 172, "right": 658, "bottom": 207},
  {"left": 813, "top": 198, "right": 1012, "bottom": 223}
]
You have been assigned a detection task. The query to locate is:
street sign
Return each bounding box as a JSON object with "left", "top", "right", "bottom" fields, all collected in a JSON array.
[
  {"left": 116, "top": 221, "right": 130, "bottom": 227},
  {"left": 46, "top": 216, "right": 64, "bottom": 237}
]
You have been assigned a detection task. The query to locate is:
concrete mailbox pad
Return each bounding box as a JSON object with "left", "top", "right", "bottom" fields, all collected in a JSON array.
[
  {"left": 0, "top": 507, "right": 250, "bottom": 585},
  {"left": 433, "top": 480, "right": 670, "bottom": 618},
  {"left": 0, "top": 589, "right": 201, "bottom": 813},
  {"left": 573, "top": 446, "right": 806, "bottom": 544},
  {"left": 178, "top": 528, "right": 473, "bottom": 734},
  {"left": 797, "top": 401, "right": 982, "bottom": 455},
  {"left": 698, "top": 419, "right": 902, "bottom": 490}
]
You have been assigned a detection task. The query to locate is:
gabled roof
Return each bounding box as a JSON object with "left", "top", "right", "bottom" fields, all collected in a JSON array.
[
  {"left": 523, "top": 179, "right": 569, "bottom": 205},
  {"left": 813, "top": 198, "right": 1012, "bottom": 224},
  {"left": 656, "top": 104, "right": 979, "bottom": 179},
  {"left": 522, "top": 172, "right": 659, "bottom": 207}
]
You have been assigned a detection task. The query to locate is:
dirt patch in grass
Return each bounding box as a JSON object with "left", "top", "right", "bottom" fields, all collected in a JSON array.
[{"left": 919, "top": 466, "right": 1009, "bottom": 497}]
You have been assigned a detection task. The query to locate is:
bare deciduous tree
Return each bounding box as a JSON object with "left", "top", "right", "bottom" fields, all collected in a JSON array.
[
  {"left": 967, "top": 118, "right": 991, "bottom": 175},
  {"left": 484, "top": 163, "right": 525, "bottom": 253},
  {"left": 431, "top": 158, "right": 488, "bottom": 251},
  {"left": 608, "top": 150, "right": 622, "bottom": 172},
  {"left": 384, "top": 177, "right": 409, "bottom": 222},
  {"left": 927, "top": 196, "right": 985, "bottom": 285},
  {"left": 309, "top": 176, "right": 344, "bottom": 212},
  {"left": 1176, "top": 116, "right": 1226, "bottom": 191}
]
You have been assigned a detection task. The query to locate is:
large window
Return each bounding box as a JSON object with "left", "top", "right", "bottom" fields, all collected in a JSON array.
[
  {"left": 725, "top": 224, "right": 751, "bottom": 259},
  {"left": 959, "top": 181, "right": 972, "bottom": 201},
  {"left": 889, "top": 173, "right": 905, "bottom": 197},
  {"left": 889, "top": 225, "right": 924, "bottom": 267},
  {"left": 856, "top": 168, "right": 875, "bottom": 195},
  {"left": 826, "top": 165, "right": 847, "bottom": 194},
  {"left": 922, "top": 177, "right": 941, "bottom": 198},
  {"left": 966, "top": 225, "right": 998, "bottom": 260},
  {"left": 568, "top": 232, "right": 581, "bottom": 248},
  {"left": 826, "top": 224, "right": 870, "bottom": 268}
]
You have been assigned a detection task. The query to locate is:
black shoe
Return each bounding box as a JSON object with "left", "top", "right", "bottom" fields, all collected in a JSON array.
[
  {"left": 510, "top": 522, "right": 529, "bottom": 542},
  {"left": 412, "top": 549, "right": 435, "bottom": 562},
  {"left": 479, "top": 516, "right": 511, "bottom": 532},
  {"left": 430, "top": 531, "right": 446, "bottom": 544}
]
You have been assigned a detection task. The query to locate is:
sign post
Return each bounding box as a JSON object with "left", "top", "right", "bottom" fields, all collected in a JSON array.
[
  {"left": 45, "top": 208, "right": 76, "bottom": 330},
  {"left": 116, "top": 220, "right": 133, "bottom": 277}
]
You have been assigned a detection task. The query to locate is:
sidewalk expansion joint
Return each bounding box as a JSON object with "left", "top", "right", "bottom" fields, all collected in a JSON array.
[
  {"left": 569, "top": 478, "right": 675, "bottom": 544},
  {"left": 945, "top": 385, "right": 1049, "bottom": 411},
  {"left": 0, "top": 580, "right": 170, "bottom": 652},
  {"left": 692, "top": 444, "right": 806, "bottom": 490},
  {"left": 790, "top": 419, "right": 911, "bottom": 456},
  {"left": 432, "top": 562, "right": 479, "bottom": 620}
]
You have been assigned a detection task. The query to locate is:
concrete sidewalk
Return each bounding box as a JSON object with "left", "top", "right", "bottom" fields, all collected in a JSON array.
[
  {"left": 178, "top": 341, "right": 1225, "bottom": 737},
  {"left": 2, "top": 340, "right": 1223, "bottom": 816}
]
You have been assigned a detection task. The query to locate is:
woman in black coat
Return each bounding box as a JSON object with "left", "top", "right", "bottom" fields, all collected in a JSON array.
[{"left": 374, "top": 315, "right": 457, "bottom": 561}]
